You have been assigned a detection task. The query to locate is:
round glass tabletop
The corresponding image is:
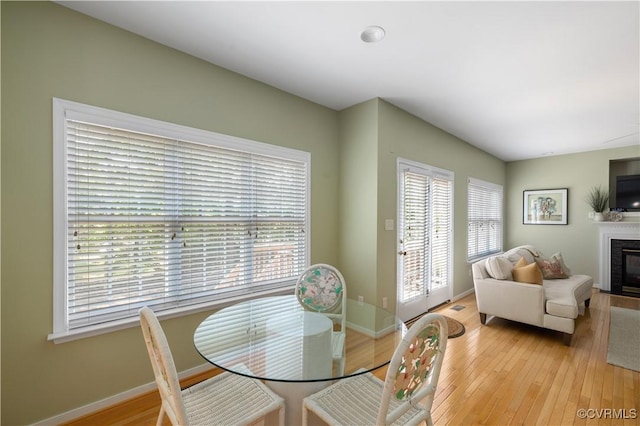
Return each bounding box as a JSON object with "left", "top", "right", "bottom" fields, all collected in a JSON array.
[{"left": 193, "top": 295, "right": 407, "bottom": 382}]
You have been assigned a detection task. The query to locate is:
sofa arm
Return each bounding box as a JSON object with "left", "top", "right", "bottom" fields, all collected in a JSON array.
[
  {"left": 474, "top": 278, "right": 545, "bottom": 327},
  {"left": 471, "top": 259, "right": 491, "bottom": 281}
]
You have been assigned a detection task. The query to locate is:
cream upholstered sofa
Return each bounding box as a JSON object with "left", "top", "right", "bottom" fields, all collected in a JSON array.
[{"left": 472, "top": 245, "right": 593, "bottom": 345}]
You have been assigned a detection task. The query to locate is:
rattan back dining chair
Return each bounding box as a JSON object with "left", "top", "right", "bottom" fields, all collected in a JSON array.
[
  {"left": 295, "top": 264, "right": 347, "bottom": 375},
  {"left": 139, "top": 306, "right": 285, "bottom": 426},
  {"left": 302, "top": 313, "right": 448, "bottom": 426}
]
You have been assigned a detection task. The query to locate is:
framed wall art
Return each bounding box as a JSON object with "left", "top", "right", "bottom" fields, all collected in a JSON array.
[{"left": 523, "top": 188, "right": 568, "bottom": 225}]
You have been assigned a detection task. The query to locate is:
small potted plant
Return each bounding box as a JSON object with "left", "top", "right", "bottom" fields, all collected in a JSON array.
[{"left": 585, "top": 185, "right": 609, "bottom": 221}]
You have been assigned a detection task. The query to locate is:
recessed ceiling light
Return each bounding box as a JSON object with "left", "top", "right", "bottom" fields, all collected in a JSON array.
[{"left": 361, "top": 26, "right": 385, "bottom": 43}]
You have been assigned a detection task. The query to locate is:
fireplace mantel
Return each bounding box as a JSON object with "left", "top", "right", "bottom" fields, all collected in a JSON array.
[{"left": 597, "top": 221, "right": 640, "bottom": 291}]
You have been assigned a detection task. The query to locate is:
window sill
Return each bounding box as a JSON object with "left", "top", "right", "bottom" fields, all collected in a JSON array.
[
  {"left": 48, "top": 287, "right": 293, "bottom": 344},
  {"left": 467, "top": 252, "right": 503, "bottom": 264}
]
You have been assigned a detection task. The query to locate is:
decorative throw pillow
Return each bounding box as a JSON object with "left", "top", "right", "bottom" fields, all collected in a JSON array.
[
  {"left": 536, "top": 254, "right": 569, "bottom": 279},
  {"left": 535, "top": 252, "right": 571, "bottom": 279},
  {"left": 551, "top": 252, "right": 571, "bottom": 276},
  {"left": 512, "top": 257, "right": 543, "bottom": 285},
  {"left": 485, "top": 256, "right": 513, "bottom": 280}
]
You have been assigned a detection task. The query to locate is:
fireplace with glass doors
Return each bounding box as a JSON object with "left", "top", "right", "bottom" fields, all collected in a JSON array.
[{"left": 611, "top": 239, "right": 640, "bottom": 297}]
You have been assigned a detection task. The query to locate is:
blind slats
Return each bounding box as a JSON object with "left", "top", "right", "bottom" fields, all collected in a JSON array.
[
  {"left": 430, "top": 177, "right": 452, "bottom": 290},
  {"left": 401, "top": 171, "right": 428, "bottom": 301},
  {"left": 59, "top": 106, "right": 309, "bottom": 332},
  {"left": 467, "top": 178, "right": 503, "bottom": 261}
]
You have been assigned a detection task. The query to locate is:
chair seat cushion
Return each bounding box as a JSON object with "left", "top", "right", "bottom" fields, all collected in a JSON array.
[
  {"left": 183, "top": 370, "right": 283, "bottom": 425},
  {"left": 303, "top": 371, "right": 427, "bottom": 426}
]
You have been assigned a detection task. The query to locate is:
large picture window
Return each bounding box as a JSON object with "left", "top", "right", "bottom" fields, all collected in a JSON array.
[
  {"left": 467, "top": 177, "right": 503, "bottom": 261},
  {"left": 51, "top": 99, "right": 309, "bottom": 341}
]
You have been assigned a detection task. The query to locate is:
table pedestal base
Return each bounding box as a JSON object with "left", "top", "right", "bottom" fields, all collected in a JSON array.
[{"left": 265, "top": 380, "right": 329, "bottom": 426}]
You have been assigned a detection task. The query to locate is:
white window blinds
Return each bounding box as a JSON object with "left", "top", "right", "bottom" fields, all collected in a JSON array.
[
  {"left": 400, "top": 170, "right": 429, "bottom": 301},
  {"left": 430, "top": 175, "right": 453, "bottom": 290},
  {"left": 52, "top": 99, "right": 309, "bottom": 340},
  {"left": 467, "top": 177, "right": 503, "bottom": 261}
]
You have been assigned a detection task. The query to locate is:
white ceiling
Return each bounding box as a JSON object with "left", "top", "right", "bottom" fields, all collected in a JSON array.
[{"left": 57, "top": 1, "right": 640, "bottom": 161}]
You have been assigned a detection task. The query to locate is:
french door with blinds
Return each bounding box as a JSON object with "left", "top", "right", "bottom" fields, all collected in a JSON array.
[{"left": 397, "top": 159, "right": 453, "bottom": 322}]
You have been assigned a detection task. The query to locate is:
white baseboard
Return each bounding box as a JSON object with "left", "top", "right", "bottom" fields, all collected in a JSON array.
[
  {"left": 451, "top": 287, "right": 475, "bottom": 302},
  {"left": 346, "top": 320, "right": 397, "bottom": 338},
  {"left": 32, "top": 363, "right": 214, "bottom": 426}
]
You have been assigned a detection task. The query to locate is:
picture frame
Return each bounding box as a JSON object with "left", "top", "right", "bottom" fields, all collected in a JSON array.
[{"left": 523, "top": 188, "right": 568, "bottom": 225}]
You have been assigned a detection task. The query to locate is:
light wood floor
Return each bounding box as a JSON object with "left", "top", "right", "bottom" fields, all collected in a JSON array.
[{"left": 64, "top": 289, "right": 640, "bottom": 426}]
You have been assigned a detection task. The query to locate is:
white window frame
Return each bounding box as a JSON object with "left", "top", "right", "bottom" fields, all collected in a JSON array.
[
  {"left": 50, "top": 98, "right": 310, "bottom": 342},
  {"left": 467, "top": 177, "right": 503, "bottom": 262}
]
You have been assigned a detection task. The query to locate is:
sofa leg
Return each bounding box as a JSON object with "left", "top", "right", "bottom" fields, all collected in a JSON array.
[
  {"left": 585, "top": 298, "right": 590, "bottom": 308},
  {"left": 563, "top": 333, "right": 572, "bottom": 346},
  {"left": 479, "top": 313, "right": 487, "bottom": 325}
]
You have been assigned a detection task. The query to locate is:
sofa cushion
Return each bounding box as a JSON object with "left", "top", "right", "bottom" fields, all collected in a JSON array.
[
  {"left": 546, "top": 297, "right": 578, "bottom": 319},
  {"left": 544, "top": 274, "right": 593, "bottom": 305},
  {"left": 485, "top": 256, "right": 513, "bottom": 280},
  {"left": 512, "top": 257, "right": 543, "bottom": 285}
]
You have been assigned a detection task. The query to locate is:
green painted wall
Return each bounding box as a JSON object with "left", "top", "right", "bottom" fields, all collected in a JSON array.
[
  {"left": 337, "top": 100, "right": 380, "bottom": 304},
  {"left": 505, "top": 145, "right": 640, "bottom": 282},
  {"left": 1, "top": 2, "right": 339, "bottom": 424},
  {"left": 376, "top": 101, "right": 507, "bottom": 306}
]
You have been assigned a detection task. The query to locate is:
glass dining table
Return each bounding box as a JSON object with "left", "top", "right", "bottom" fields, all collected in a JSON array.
[{"left": 193, "top": 294, "right": 407, "bottom": 425}]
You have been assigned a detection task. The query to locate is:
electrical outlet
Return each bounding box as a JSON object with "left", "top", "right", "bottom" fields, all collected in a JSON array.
[
  {"left": 382, "top": 297, "right": 388, "bottom": 309},
  {"left": 358, "top": 295, "right": 364, "bottom": 305}
]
